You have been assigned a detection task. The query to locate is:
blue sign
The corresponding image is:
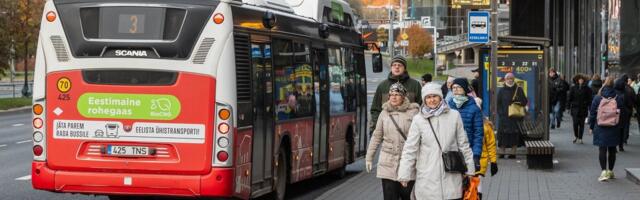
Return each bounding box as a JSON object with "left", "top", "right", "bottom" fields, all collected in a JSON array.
[{"left": 468, "top": 11, "right": 490, "bottom": 43}]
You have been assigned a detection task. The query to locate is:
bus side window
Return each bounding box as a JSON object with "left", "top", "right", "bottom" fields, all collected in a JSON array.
[
  {"left": 328, "top": 47, "right": 345, "bottom": 113},
  {"left": 273, "top": 39, "right": 313, "bottom": 120}
]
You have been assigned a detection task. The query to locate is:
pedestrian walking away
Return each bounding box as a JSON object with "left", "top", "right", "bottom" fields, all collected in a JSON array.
[
  {"left": 496, "top": 73, "right": 527, "bottom": 158},
  {"left": 366, "top": 82, "right": 420, "bottom": 200},
  {"left": 557, "top": 74, "right": 570, "bottom": 125},
  {"left": 397, "top": 83, "right": 475, "bottom": 200},
  {"left": 370, "top": 55, "right": 422, "bottom": 134},
  {"left": 447, "top": 78, "right": 484, "bottom": 170},
  {"left": 613, "top": 74, "right": 635, "bottom": 152},
  {"left": 568, "top": 74, "right": 593, "bottom": 144},
  {"left": 589, "top": 77, "right": 622, "bottom": 182},
  {"left": 421, "top": 73, "right": 432, "bottom": 86},
  {"left": 590, "top": 74, "right": 603, "bottom": 99}
]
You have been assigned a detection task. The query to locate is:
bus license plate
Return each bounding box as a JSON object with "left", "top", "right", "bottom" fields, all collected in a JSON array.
[{"left": 108, "top": 145, "right": 149, "bottom": 157}]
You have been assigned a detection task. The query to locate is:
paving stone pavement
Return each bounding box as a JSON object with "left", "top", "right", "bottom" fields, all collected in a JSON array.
[{"left": 317, "top": 114, "right": 640, "bottom": 200}]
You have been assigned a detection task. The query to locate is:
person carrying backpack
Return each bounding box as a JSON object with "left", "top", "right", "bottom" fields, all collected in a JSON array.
[{"left": 589, "top": 77, "right": 623, "bottom": 182}]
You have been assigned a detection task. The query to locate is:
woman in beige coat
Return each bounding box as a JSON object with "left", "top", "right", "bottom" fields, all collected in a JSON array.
[
  {"left": 366, "top": 82, "right": 420, "bottom": 200},
  {"left": 398, "top": 83, "right": 475, "bottom": 200}
]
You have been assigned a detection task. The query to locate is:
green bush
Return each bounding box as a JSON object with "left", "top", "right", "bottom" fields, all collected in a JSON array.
[
  {"left": 0, "top": 97, "right": 32, "bottom": 111},
  {"left": 405, "top": 58, "right": 447, "bottom": 81}
]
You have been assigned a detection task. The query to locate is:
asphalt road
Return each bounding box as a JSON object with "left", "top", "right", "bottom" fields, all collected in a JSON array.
[{"left": 0, "top": 55, "right": 392, "bottom": 199}]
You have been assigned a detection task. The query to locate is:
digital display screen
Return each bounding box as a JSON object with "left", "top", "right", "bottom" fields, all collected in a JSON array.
[
  {"left": 99, "top": 7, "right": 165, "bottom": 40},
  {"left": 118, "top": 14, "right": 146, "bottom": 34}
]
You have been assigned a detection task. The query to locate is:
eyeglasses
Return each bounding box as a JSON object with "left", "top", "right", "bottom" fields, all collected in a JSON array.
[{"left": 452, "top": 85, "right": 463, "bottom": 89}]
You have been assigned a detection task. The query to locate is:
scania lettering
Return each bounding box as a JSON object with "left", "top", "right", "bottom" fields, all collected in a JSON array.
[
  {"left": 114, "top": 50, "right": 148, "bottom": 57},
  {"left": 32, "top": 0, "right": 377, "bottom": 199}
]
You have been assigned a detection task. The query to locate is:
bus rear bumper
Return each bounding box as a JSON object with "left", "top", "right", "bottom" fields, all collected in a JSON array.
[{"left": 32, "top": 161, "right": 235, "bottom": 198}]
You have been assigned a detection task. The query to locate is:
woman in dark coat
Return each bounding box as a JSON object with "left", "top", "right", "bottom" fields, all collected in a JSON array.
[
  {"left": 497, "top": 73, "right": 528, "bottom": 159},
  {"left": 613, "top": 74, "right": 635, "bottom": 152},
  {"left": 568, "top": 74, "right": 592, "bottom": 144},
  {"left": 589, "top": 77, "right": 622, "bottom": 182}
]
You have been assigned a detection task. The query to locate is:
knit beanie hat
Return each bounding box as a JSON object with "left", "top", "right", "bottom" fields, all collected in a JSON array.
[
  {"left": 452, "top": 78, "right": 470, "bottom": 94},
  {"left": 389, "top": 82, "right": 407, "bottom": 96},
  {"left": 391, "top": 55, "right": 407, "bottom": 68},
  {"left": 422, "top": 83, "right": 443, "bottom": 100}
]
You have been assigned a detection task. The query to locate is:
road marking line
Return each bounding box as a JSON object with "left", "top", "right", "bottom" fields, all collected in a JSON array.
[
  {"left": 15, "top": 175, "right": 31, "bottom": 181},
  {"left": 0, "top": 144, "right": 7, "bottom": 148},
  {"left": 16, "top": 140, "right": 32, "bottom": 144},
  {"left": 12, "top": 123, "right": 24, "bottom": 127}
]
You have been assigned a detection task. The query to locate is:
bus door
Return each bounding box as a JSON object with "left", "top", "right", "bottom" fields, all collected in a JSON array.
[
  {"left": 312, "top": 48, "right": 330, "bottom": 173},
  {"left": 354, "top": 52, "right": 367, "bottom": 157},
  {"left": 250, "top": 35, "right": 275, "bottom": 192}
]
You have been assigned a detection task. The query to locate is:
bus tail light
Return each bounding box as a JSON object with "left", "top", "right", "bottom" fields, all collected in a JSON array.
[
  {"left": 46, "top": 11, "right": 56, "bottom": 22},
  {"left": 217, "top": 151, "right": 229, "bottom": 162},
  {"left": 33, "top": 118, "right": 43, "bottom": 129},
  {"left": 33, "top": 145, "right": 44, "bottom": 156},
  {"left": 213, "top": 103, "right": 233, "bottom": 167},
  {"left": 33, "top": 100, "right": 46, "bottom": 161},
  {"left": 213, "top": 13, "right": 224, "bottom": 24}
]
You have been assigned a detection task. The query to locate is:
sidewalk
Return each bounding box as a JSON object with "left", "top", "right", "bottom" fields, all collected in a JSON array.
[{"left": 317, "top": 115, "right": 640, "bottom": 200}]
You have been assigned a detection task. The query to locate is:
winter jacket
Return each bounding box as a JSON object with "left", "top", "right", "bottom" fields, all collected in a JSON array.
[
  {"left": 589, "top": 86, "right": 623, "bottom": 147},
  {"left": 568, "top": 83, "right": 593, "bottom": 118},
  {"left": 448, "top": 97, "right": 484, "bottom": 159},
  {"left": 370, "top": 72, "right": 422, "bottom": 130},
  {"left": 478, "top": 120, "right": 497, "bottom": 176},
  {"left": 398, "top": 106, "right": 475, "bottom": 200},
  {"left": 549, "top": 74, "right": 563, "bottom": 106},
  {"left": 366, "top": 98, "right": 420, "bottom": 181},
  {"left": 558, "top": 79, "right": 570, "bottom": 111}
]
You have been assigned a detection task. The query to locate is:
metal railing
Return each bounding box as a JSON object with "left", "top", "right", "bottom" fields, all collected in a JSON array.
[
  {"left": 436, "top": 23, "right": 510, "bottom": 53},
  {"left": 0, "top": 82, "right": 34, "bottom": 99}
]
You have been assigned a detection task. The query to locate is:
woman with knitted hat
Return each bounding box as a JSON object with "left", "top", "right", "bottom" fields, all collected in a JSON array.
[
  {"left": 496, "top": 73, "right": 528, "bottom": 158},
  {"left": 397, "top": 83, "right": 475, "bottom": 200},
  {"left": 366, "top": 82, "right": 420, "bottom": 200},
  {"left": 447, "top": 78, "right": 484, "bottom": 169}
]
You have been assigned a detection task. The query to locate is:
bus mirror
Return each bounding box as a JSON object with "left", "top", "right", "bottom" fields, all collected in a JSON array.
[{"left": 372, "top": 53, "right": 383, "bottom": 73}]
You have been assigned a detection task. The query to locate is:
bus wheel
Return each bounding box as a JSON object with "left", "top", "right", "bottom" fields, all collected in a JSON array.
[{"left": 274, "top": 146, "right": 289, "bottom": 200}]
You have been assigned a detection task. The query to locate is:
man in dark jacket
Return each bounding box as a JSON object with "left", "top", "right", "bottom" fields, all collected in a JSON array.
[
  {"left": 369, "top": 55, "right": 422, "bottom": 132},
  {"left": 614, "top": 74, "right": 635, "bottom": 151},
  {"left": 549, "top": 68, "right": 564, "bottom": 129}
]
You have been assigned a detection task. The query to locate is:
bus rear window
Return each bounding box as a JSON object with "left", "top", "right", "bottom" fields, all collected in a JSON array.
[
  {"left": 82, "top": 70, "right": 178, "bottom": 86},
  {"left": 80, "top": 7, "right": 186, "bottom": 41}
]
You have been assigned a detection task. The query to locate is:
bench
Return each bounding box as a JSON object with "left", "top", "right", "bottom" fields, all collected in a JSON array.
[
  {"left": 524, "top": 140, "right": 555, "bottom": 169},
  {"left": 517, "top": 120, "right": 544, "bottom": 141}
]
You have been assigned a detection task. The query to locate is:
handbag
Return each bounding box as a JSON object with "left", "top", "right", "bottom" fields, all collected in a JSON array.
[
  {"left": 427, "top": 118, "right": 467, "bottom": 174},
  {"left": 508, "top": 87, "right": 526, "bottom": 118}
]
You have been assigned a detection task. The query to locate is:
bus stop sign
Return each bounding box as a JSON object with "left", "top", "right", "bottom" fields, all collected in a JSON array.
[{"left": 468, "top": 11, "right": 489, "bottom": 43}]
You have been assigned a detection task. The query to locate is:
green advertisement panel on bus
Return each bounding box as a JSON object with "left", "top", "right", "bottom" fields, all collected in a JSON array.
[{"left": 77, "top": 93, "right": 181, "bottom": 120}]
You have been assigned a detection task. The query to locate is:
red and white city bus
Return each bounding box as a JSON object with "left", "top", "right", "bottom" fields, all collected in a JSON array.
[{"left": 31, "top": 0, "right": 381, "bottom": 199}]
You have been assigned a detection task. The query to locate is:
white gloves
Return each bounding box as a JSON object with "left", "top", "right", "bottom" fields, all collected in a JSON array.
[{"left": 366, "top": 161, "right": 373, "bottom": 173}]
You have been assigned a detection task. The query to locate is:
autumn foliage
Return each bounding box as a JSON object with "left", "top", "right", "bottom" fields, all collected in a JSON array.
[{"left": 401, "top": 24, "right": 433, "bottom": 58}]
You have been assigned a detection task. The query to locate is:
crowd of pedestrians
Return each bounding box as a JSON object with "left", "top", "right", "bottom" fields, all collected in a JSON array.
[{"left": 366, "top": 55, "right": 638, "bottom": 199}]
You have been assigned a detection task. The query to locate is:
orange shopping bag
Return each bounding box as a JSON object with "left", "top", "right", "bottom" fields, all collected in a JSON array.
[{"left": 463, "top": 176, "right": 480, "bottom": 200}]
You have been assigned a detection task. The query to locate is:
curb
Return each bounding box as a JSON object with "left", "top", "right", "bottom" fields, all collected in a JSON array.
[
  {"left": 626, "top": 168, "right": 640, "bottom": 185},
  {"left": 0, "top": 106, "right": 31, "bottom": 117}
]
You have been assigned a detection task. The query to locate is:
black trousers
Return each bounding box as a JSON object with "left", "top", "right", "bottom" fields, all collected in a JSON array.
[
  {"left": 599, "top": 146, "right": 617, "bottom": 170},
  {"left": 381, "top": 179, "right": 414, "bottom": 200},
  {"left": 621, "top": 114, "right": 631, "bottom": 146},
  {"left": 572, "top": 115, "right": 586, "bottom": 139}
]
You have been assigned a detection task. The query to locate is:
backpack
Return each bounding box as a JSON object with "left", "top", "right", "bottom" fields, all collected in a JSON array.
[{"left": 597, "top": 96, "right": 619, "bottom": 127}]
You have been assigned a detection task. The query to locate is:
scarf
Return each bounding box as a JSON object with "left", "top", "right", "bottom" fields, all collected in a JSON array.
[
  {"left": 505, "top": 81, "right": 515, "bottom": 87},
  {"left": 452, "top": 95, "right": 469, "bottom": 108},
  {"left": 421, "top": 101, "right": 448, "bottom": 118}
]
